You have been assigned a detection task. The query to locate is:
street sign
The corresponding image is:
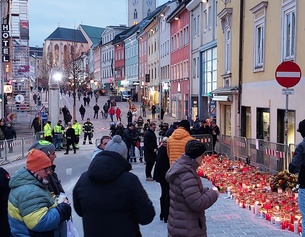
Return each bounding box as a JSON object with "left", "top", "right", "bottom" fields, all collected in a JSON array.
[
  {"left": 6, "top": 112, "right": 14, "bottom": 122},
  {"left": 15, "top": 94, "right": 24, "bottom": 103},
  {"left": 275, "top": 61, "right": 302, "bottom": 88},
  {"left": 4, "top": 85, "right": 12, "bottom": 93},
  {"left": 282, "top": 88, "right": 294, "bottom": 95}
]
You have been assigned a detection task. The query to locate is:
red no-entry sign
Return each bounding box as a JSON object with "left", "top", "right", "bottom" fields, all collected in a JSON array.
[{"left": 275, "top": 61, "right": 302, "bottom": 88}]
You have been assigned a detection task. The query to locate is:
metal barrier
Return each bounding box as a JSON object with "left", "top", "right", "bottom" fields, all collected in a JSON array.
[
  {"left": 192, "top": 134, "right": 214, "bottom": 154},
  {"left": 218, "top": 135, "right": 234, "bottom": 159},
  {"left": 233, "top": 136, "right": 249, "bottom": 162},
  {"left": 0, "top": 136, "right": 36, "bottom": 164}
]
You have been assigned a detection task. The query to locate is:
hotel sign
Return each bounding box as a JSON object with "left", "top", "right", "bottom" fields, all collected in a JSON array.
[{"left": 2, "top": 24, "right": 10, "bottom": 62}]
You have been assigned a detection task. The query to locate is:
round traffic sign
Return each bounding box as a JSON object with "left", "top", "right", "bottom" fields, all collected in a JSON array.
[
  {"left": 15, "top": 94, "right": 25, "bottom": 103},
  {"left": 275, "top": 61, "right": 302, "bottom": 88}
]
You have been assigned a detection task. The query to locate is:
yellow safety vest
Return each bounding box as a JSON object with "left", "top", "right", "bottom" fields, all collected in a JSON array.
[
  {"left": 72, "top": 122, "right": 81, "bottom": 135},
  {"left": 44, "top": 123, "right": 52, "bottom": 137}
]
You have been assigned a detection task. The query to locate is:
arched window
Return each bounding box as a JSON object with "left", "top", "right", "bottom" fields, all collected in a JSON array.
[
  {"left": 147, "top": 9, "right": 151, "bottom": 16},
  {"left": 134, "top": 9, "right": 138, "bottom": 19}
]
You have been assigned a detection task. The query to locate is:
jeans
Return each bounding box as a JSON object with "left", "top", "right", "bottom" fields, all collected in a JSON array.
[
  {"left": 299, "top": 188, "right": 305, "bottom": 236},
  {"left": 130, "top": 145, "right": 135, "bottom": 158}
]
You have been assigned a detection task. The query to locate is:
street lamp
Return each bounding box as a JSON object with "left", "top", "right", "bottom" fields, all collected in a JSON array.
[{"left": 49, "top": 68, "right": 62, "bottom": 126}]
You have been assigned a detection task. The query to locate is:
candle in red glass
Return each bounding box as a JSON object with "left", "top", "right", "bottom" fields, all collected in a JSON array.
[
  {"left": 281, "top": 221, "right": 288, "bottom": 230},
  {"left": 266, "top": 213, "right": 271, "bottom": 221},
  {"left": 298, "top": 225, "right": 302, "bottom": 234},
  {"left": 288, "top": 223, "right": 294, "bottom": 232}
]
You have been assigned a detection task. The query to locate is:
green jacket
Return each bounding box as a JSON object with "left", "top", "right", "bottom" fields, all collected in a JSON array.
[
  {"left": 44, "top": 123, "right": 52, "bottom": 137},
  {"left": 8, "top": 167, "right": 62, "bottom": 236},
  {"left": 72, "top": 122, "right": 81, "bottom": 135}
]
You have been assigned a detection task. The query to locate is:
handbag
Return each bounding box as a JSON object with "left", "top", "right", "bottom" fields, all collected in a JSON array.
[{"left": 67, "top": 220, "right": 79, "bottom": 237}]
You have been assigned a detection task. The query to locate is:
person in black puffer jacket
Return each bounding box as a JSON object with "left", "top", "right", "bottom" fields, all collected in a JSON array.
[
  {"left": 73, "top": 135, "right": 155, "bottom": 237},
  {"left": 289, "top": 119, "right": 305, "bottom": 237}
]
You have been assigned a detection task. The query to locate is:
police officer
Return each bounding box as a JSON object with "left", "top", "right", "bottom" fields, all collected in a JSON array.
[
  {"left": 82, "top": 118, "right": 94, "bottom": 145},
  {"left": 53, "top": 120, "right": 64, "bottom": 150},
  {"left": 72, "top": 120, "right": 81, "bottom": 149},
  {"left": 43, "top": 121, "right": 53, "bottom": 143}
]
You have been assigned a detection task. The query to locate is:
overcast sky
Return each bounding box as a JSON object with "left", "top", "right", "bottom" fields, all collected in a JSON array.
[{"left": 28, "top": 0, "right": 168, "bottom": 47}]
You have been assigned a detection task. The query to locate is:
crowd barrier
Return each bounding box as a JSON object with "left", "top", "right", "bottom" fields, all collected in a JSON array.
[
  {"left": 216, "top": 135, "right": 298, "bottom": 174},
  {"left": 0, "top": 137, "right": 36, "bottom": 164}
]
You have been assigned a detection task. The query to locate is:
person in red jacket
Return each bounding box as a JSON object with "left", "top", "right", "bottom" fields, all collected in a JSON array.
[
  {"left": 108, "top": 106, "right": 115, "bottom": 122},
  {"left": 116, "top": 107, "right": 121, "bottom": 122}
]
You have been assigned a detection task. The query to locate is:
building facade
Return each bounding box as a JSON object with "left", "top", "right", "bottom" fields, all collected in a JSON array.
[
  {"left": 159, "top": 1, "right": 176, "bottom": 114},
  {"left": 167, "top": 0, "right": 191, "bottom": 120}
]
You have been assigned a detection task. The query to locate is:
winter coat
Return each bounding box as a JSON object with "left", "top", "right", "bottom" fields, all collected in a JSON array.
[
  {"left": 82, "top": 122, "right": 94, "bottom": 134},
  {"left": 289, "top": 137, "right": 305, "bottom": 188},
  {"left": 166, "top": 155, "right": 218, "bottom": 237},
  {"left": 143, "top": 128, "right": 158, "bottom": 163},
  {"left": 4, "top": 126, "right": 16, "bottom": 140},
  {"left": 47, "top": 165, "right": 65, "bottom": 197},
  {"left": 0, "top": 167, "right": 10, "bottom": 237},
  {"left": 79, "top": 106, "right": 86, "bottom": 115},
  {"left": 73, "top": 151, "right": 155, "bottom": 237},
  {"left": 153, "top": 145, "right": 170, "bottom": 183},
  {"left": 8, "top": 167, "right": 62, "bottom": 237},
  {"left": 108, "top": 107, "right": 115, "bottom": 115},
  {"left": 167, "top": 128, "right": 194, "bottom": 165},
  {"left": 116, "top": 108, "right": 121, "bottom": 117},
  {"left": 123, "top": 128, "right": 134, "bottom": 148},
  {"left": 93, "top": 105, "right": 100, "bottom": 112}
]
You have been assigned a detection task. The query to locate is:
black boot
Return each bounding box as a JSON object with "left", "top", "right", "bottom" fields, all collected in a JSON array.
[
  {"left": 159, "top": 199, "right": 164, "bottom": 221},
  {"left": 139, "top": 158, "right": 143, "bottom": 163},
  {"left": 133, "top": 158, "right": 137, "bottom": 162}
]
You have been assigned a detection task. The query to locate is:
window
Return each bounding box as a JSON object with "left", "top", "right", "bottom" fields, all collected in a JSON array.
[
  {"left": 201, "top": 47, "right": 217, "bottom": 95},
  {"left": 193, "top": 17, "right": 197, "bottom": 38},
  {"left": 283, "top": 9, "right": 296, "bottom": 60},
  {"left": 204, "top": 10, "right": 208, "bottom": 31},
  {"left": 251, "top": 2, "right": 267, "bottom": 70},
  {"left": 208, "top": 7, "right": 212, "bottom": 29},
  {"left": 224, "top": 29, "right": 231, "bottom": 73},
  {"left": 134, "top": 9, "right": 138, "bottom": 19},
  {"left": 184, "top": 27, "right": 188, "bottom": 45}
]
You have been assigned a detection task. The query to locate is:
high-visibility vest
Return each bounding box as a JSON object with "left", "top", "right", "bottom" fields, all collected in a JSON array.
[
  {"left": 72, "top": 122, "right": 81, "bottom": 135},
  {"left": 44, "top": 123, "right": 52, "bottom": 137}
]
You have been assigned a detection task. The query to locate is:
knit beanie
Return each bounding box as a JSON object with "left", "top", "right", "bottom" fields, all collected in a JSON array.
[
  {"left": 185, "top": 140, "right": 206, "bottom": 159},
  {"left": 179, "top": 120, "right": 190, "bottom": 131},
  {"left": 105, "top": 135, "right": 128, "bottom": 159},
  {"left": 28, "top": 140, "right": 56, "bottom": 156},
  {"left": 26, "top": 149, "right": 52, "bottom": 172},
  {"left": 298, "top": 119, "right": 305, "bottom": 138}
]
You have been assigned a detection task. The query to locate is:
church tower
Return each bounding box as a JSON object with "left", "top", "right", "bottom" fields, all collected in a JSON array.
[{"left": 128, "top": 0, "right": 156, "bottom": 26}]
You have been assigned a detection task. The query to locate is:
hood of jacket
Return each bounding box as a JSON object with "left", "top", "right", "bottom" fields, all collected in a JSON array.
[
  {"left": 88, "top": 150, "right": 132, "bottom": 183},
  {"left": 171, "top": 127, "right": 191, "bottom": 140},
  {"left": 91, "top": 146, "right": 103, "bottom": 160},
  {"left": 166, "top": 155, "right": 199, "bottom": 183},
  {"left": 9, "top": 167, "right": 45, "bottom": 190}
]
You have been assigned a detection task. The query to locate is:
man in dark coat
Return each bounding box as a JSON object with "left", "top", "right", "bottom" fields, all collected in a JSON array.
[
  {"left": 143, "top": 122, "right": 158, "bottom": 181},
  {"left": 30, "top": 114, "right": 42, "bottom": 134},
  {"left": 93, "top": 104, "right": 100, "bottom": 119},
  {"left": 123, "top": 123, "right": 136, "bottom": 162},
  {"left": 210, "top": 121, "right": 220, "bottom": 152},
  {"left": 73, "top": 135, "right": 155, "bottom": 237},
  {"left": 0, "top": 167, "right": 10, "bottom": 236},
  {"left": 64, "top": 122, "right": 76, "bottom": 155},
  {"left": 4, "top": 123, "right": 16, "bottom": 153},
  {"left": 153, "top": 137, "right": 170, "bottom": 223},
  {"left": 79, "top": 104, "right": 86, "bottom": 120}
]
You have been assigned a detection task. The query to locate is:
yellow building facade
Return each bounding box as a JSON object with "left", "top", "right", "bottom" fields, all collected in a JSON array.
[{"left": 216, "top": 0, "right": 305, "bottom": 145}]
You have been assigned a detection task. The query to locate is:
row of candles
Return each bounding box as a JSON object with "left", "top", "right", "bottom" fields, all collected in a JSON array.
[{"left": 198, "top": 155, "right": 302, "bottom": 234}]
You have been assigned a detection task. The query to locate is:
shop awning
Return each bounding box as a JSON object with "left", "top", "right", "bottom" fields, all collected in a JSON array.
[{"left": 211, "top": 86, "right": 238, "bottom": 95}]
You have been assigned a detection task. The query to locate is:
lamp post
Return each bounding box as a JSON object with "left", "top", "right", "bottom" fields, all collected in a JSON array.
[{"left": 49, "top": 68, "right": 62, "bottom": 126}]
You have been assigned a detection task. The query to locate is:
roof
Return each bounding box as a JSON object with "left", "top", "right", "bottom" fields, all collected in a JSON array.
[
  {"left": 79, "top": 24, "right": 105, "bottom": 46},
  {"left": 29, "top": 46, "right": 43, "bottom": 57},
  {"left": 45, "top": 27, "right": 88, "bottom": 43},
  {"left": 211, "top": 86, "right": 239, "bottom": 95},
  {"left": 112, "top": 25, "right": 138, "bottom": 44},
  {"left": 167, "top": 0, "right": 191, "bottom": 22}
]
